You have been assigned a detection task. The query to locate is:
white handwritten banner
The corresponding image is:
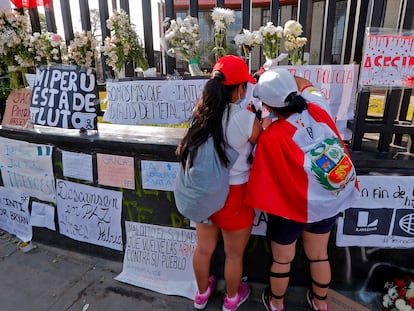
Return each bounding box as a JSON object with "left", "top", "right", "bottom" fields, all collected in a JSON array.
[
  {"left": 141, "top": 160, "right": 179, "bottom": 191},
  {"left": 103, "top": 79, "right": 207, "bottom": 124},
  {"left": 62, "top": 150, "right": 93, "bottom": 182},
  {"left": 30, "top": 65, "right": 100, "bottom": 129},
  {"left": 0, "top": 137, "right": 55, "bottom": 203},
  {"left": 55, "top": 179, "right": 123, "bottom": 250},
  {"left": 359, "top": 31, "right": 414, "bottom": 87},
  {"left": 280, "top": 65, "right": 359, "bottom": 121},
  {"left": 0, "top": 187, "right": 31, "bottom": 242},
  {"left": 115, "top": 221, "right": 197, "bottom": 299},
  {"left": 336, "top": 176, "right": 414, "bottom": 248}
]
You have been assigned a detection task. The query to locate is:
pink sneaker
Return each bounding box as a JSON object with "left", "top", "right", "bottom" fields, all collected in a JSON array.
[
  {"left": 194, "top": 275, "right": 217, "bottom": 310},
  {"left": 222, "top": 281, "right": 251, "bottom": 311}
]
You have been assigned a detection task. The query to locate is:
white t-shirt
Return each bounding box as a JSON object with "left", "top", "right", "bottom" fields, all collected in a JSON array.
[{"left": 224, "top": 104, "right": 256, "bottom": 185}]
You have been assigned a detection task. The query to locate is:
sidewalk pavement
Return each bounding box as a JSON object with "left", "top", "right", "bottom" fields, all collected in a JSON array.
[{"left": 0, "top": 231, "right": 373, "bottom": 311}]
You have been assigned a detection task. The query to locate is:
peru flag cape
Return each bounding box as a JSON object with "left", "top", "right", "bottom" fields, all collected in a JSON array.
[{"left": 245, "top": 103, "right": 359, "bottom": 223}]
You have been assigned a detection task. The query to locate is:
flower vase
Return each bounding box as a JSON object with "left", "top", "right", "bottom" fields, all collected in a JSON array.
[
  {"left": 114, "top": 67, "right": 126, "bottom": 80},
  {"left": 188, "top": 59, "right": 203, "bottom": 76}
]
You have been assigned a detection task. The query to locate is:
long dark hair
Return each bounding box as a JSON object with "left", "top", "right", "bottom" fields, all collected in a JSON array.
[
  {"left": 271, "top": 91, "right": 308, "bottom": 117},
  {"left": 176, "top": 71, "right": 239, "bottom": 169}
]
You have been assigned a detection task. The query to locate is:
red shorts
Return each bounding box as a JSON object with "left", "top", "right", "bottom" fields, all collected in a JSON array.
[{"left": 210, "top": 183, "right": 255, "bottom": 231}]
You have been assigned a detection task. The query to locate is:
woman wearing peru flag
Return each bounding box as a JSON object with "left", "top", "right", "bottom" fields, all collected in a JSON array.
[{"left": 245, "top": 69, "right": 359, "bottom": 311}]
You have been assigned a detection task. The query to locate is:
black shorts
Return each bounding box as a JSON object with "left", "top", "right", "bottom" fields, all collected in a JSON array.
[{"left": 266, "top": 214, "right": 339, "bottom": 245}]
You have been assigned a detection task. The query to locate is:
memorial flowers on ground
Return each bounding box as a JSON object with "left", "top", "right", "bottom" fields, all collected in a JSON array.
[
  {"left": 211, "top": 7, "right": 235, "bottom": 61},
  {"left": 102, "top": 9, "right": 148, "bottom": 77},
  {"left": 383, "top": 276, "right": 414, "bottom": 311},
  {"left": 68, "top": 31, "right": 99, "bottom": 68}
]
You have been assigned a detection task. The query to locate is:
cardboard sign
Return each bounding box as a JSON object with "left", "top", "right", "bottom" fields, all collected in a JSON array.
[
  {"left": 2, "top": 88, "right": 31, "bottom": 127},
  {"left": 30, "top": 65, "right": 100, "bottom": 130}
]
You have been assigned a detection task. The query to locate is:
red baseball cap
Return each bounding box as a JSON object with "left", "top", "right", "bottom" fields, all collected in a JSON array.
[{"left": 212, "top": 55, "right": 256, "bottom": 85}]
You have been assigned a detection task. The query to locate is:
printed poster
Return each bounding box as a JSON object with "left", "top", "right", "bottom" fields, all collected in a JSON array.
[
  {"left": 0, "top": 137, "right": 55, "bottom": 203},
  {"left": 0, "top": 187, "right": 31, "bottom": 242},
  {"left": 336, "top": 175, "right": 414, "bottom": 248},
  {"left": 55, "top": 179, "right": 123, "bottom": 250},
  {"left": 115, "top": 221, "right": 198, "bottom": 299}
]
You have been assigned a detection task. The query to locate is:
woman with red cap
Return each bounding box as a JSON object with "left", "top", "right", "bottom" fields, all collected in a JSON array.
[{"left": 176, "top": 55, "right": 262, "bottom": 311}]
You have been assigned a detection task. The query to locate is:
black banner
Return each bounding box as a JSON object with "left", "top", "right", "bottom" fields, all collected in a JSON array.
[{"left": 30, "top": 65, "right": 99, "bottom": 130}]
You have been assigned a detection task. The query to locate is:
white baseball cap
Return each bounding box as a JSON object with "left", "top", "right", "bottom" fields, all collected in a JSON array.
[{"left": 253, "top": 69, "right": 298, "bottom": 107}]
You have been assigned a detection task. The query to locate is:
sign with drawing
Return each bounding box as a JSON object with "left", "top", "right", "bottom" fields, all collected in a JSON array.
[{"left": 30, "top": 65, "right": 100, "bottom": 130}]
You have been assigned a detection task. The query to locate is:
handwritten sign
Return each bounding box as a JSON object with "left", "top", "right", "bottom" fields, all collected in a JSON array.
[
  {"left": 280, "top": 65, "right": 359, "bottom": 121},
  {"left": 1, "top": 88, "right": 31, "bottom": 127},
  {"left": 336, "top": 176, "right": 414, "bottom": 248},
  {"left": 55, "top": 179, "right": 123, "bottom": 250},
  {"left": 97, "top": 153, "right": 135, "bottom": 190},
  {"left": 103, "top": 79, "right": 207, "bottom": 124},
  {"left": 115, "top": 221, "right": 198, "bottom": 299},
  {"left": 0, "top": 137, "right": 55, "bottom": 203},
  {"left": 30, "top": 65, "right": 100, "bottom": 129},
  {"left": 62, "top": 150, "right": 93, "bottom": 182},
  {"left": 359, "top": 32, "right": 414, "bottom": 87},
  {"left": 30, "top": 201, "right": 56, "bottom": 231},
  {"left": 141, "top": 160, "right": 179, "bottom": 191},
  {"left": 0, "top": 187, "right": 31, "bottom": 242}
]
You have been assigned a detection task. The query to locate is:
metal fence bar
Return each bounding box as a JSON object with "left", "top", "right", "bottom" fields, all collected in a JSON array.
[
  {"left": 165, "top": 0, "right": 175, "bottom": 74},
  {"left": 45, "top": 1, "right": 57, "bottom": 33},
  {"left": 60, "top": 0, "right": 74, "bottom": 46},
  {"left": 270, "top": 0, "right": 279, "bottom": 25},
  {"left": 79, "top": 0, "right": 91, "bottom": 32},
  {"left": 142, "top": 1, "right": 155, "bottom": 69}
]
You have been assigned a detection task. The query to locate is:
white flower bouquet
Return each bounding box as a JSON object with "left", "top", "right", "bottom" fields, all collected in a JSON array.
[
  {"left": 68, "top": 31, "right": 99, "bottom": 68},
  {"left": 0, "top": 9, "right": 31, "bottom": 88},
  {"left": 162, "top": 15, "right": 200, "bottom": 62},
  {"left": 283, "top": 20, "right": 307, "bottom": 65},
  {"left": 258, "top": 21, "right": 284, "bottom": 60},
  {"left": 211, "top": 7, "right": 235, "bottom": 61},
  {"left": 27, "top": 32, "right": 63, "bottom": 66},
  {"left": 233, "top": 28, "right": 261, "bottom": 59},
  {"left": 102, "top": 9, "right": 148, "bottom": 74},
  {"left": 383, "top": 276, "right": 414, "bottom": 311}
]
